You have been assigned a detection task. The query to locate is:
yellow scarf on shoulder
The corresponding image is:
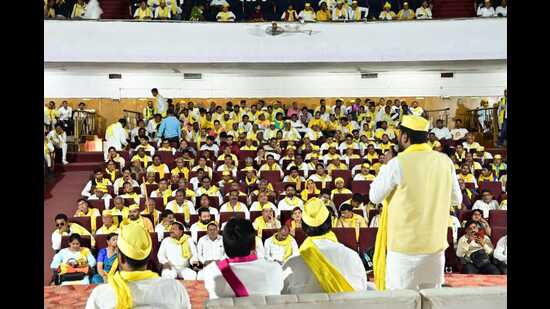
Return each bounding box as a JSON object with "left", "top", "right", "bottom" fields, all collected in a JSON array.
[
  {"left": 108, "top": 270, "right": 159, "bottom": 309},
  {"left": 172, "top": 234, "right": 192, "bottom": 259},
  {"left": 299, "top": 231, "right": 354, "bottom": 293},
  {"left": 254, "top": 216, "right": 276, "bottom": 237},
  {"left": 271, "top": 233, "right": 294, "bottom": 262},
  {"left": 157, "top": 189, "right": 173, "bottom": 206},
  {"left": 78, "top": 209, "right": 98, "bottom": 234},
  {"left": 105, "top": 169, "right": 117, "bottom": 182}
]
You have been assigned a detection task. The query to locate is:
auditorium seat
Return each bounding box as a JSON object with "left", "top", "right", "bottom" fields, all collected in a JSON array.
[
  {"left": 271, "top": 182, "right": 284, "bottom": 195},
  {"left": 293, "top": 228, "right": 306, "bottom": 246},
  {"left": 332, "top": 228, "right": 358, "bottom": 251},
  {"left": 145, "top": 184, "right": 159, "bottom": 194},
  {"left": 61, "top": 235, "right": 92, "bottom": 250},
  {"left": 331, "top": 170, "right": 352, "bottom": 186},
  {"left": 239, "top": 150, "right": 257, "bottom": 160},
  {"left": 350, "top": 158, "right": 363, "bottom": 169},
  {"left": 368, "top": 209, "right": 379, "bottom": 220},
  {"left": 314, "top": 182, "right": 334, "bottom": 191},
  {"left": 69, "top": 216, "right": 99, "bottom": 233},
  {"left": 95, "top": 234, "right": 109, "bottom": 249},
  {"left": 219, "top": 212, "right": 246, "bottom": 224},
  {"left": 249, "top": 211, "right": 262, "bottom": 222},
  {"left": 261, "top": 228, "right": 278, "bottom": 243},
  {"left": 261, "top": 170, "right": 282, "bottom": 183},
  {"left": 157, "top": 152, "right": 174, "bottom": 165},
  {"left": 148, "top": 232, "right": 161, "bottom": 274},
  {"left": 353, "top": 209, "right": 364, "bottom": 216},
  {"left": 280, "top": 210, "right": 292, "bottom": 225},
  {"left": 464, "top": 183, "right": 476, "bottom": 190},
  {"left": 479, "top": 181, "right": 503, "bottom": 199},
  {"left": 490, "top": 226, "right": 507, "bottom": 247},
  {"left": 196, "top": 197, "right": 220, "bottom": 210},
  {"left": 488, "top": 210, "right": 507, "bottom": 228},
  {"left": 333, "top": 194, "right": 353, "bottom": 209},
  {"left": 352, "top": 181, "right": 371, "bottom": 195},
  {"left": 87, "top": 200, "right": 106, "bottom": 212},
  {"left": 458, "top": 210, "right": 472, "bottom": 223},
  {"left": 213, "top": 171, "right": 224, "bottom": 183},
  {"left": 444, "top": 227, "right": 461, "bottom": 273},
  {"left": 358, "top": 227, "right": 378, "bottom": 253}
]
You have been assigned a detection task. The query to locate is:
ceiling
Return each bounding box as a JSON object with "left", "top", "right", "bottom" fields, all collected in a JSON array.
[{"left": 44, "top": 60, "right": 506, "bottom": 75}]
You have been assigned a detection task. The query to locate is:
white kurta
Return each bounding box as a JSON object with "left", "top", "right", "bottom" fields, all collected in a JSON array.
[
  {"left": 249, "top": 202, "right": 279, "bottom": 217},
  {"left": 196, "top": 235, "right": 225, "bottom": 264},
  {"left": 104, "top": 122, "right": 128, "bottom": 160},
  {"left": 282, "top": 239, "right": 368, "bottom": 294},
  {"left": 85, "top": 277, "right": 191, "bottom": 309},
  {"left": 201, "top": 258, "right": 283, "bottom": 299},
  {"left": 277, "top": 197, "right": 304, "bottom": 211},
  {"left": 157, "top": 236, "right": 199, "bottom": 280},
  {"left": 219, "top": 202, "right": 250, "bottom": 220},
  {"left": 264, "top": 236, "right": 299, "bottom": 263}
]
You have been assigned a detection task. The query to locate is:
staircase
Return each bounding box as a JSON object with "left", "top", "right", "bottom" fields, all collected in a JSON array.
[
  {"left": 432, "top": 0, "right": 476, "bottom": 19},
  {"left": 100, "top": 0, "right": 131, "bottom": 19},
  {"left": 56, "top": 152, "right": 105, "bottom": 173}
]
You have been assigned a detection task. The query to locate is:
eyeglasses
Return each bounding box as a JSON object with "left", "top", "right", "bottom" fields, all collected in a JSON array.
[{"left": 56, "top": 222, "right": 65, "bottom": 227}]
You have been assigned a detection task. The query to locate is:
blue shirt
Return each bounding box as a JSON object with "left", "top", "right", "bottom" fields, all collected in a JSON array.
[{"left": 158, "top": 115, "right": 181, "bottom": 139}]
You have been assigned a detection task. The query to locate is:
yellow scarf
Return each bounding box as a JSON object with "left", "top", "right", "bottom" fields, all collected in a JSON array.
[
  {"left": 78, "top": 209, "right": 98, "bottom": 233},
  {"left": 73, "top": 3, "right": 85, "bottom": 17},
  {"left": 299, "top": 231, "right": 354, "bottom": 293},
  {"left": 373, "top": 143, "right": 429, "bottom": 291},
  {"left": 152, "top": 164, "right": 167, "bottom": 180},
  {"left": 172, "top": 234, "right": 192, "bottom": 259},
  {"left": 112, "top": 208, "right": 129, "bottom": 226},
  {"left": 226, "top": 202, "right": 243, "bottom": 212},
  {"left": 354, "top": 7, "right": 362, "bottom": 20},
  {"left": 94, "top": 178, "right": 110, "bottom": 193},
  {"left": 338, "top": 214, "right": 364, "bottom": 240},
  {"left": 288, "top": 176, "right": 302, "bottom": 191},
  {"left": 158, "top": 6, "right": 170, "bottom": 17},
  {"left": 141, "top": 209, "right": 160, "bottom": 226},
  {"left": 317, "top": 175, "right": 330, "bottom": 189},
  {"left": 285, "top": 10, "right": 296, "bottom": 21},
  {"left": 271, "top": 233, "right": 294, "bottom": 262},
  {"left": 98, "top": 224, "right": 119, "bottom": 234},
  {"left": 108, "top": 270, "right": 159, "bottom": 309},
  {"left": 108, "top": 254, "right": 119, "bottom": 278},
  {"left": 156, "top": 188, "right": 172, "bottom": 205},
  {"left": 105, "top": 169, "right": 117, "bottom": 183},
  {"left": 284, "top": 196, "right": 301, "bottom": 208},
  {"left": 245, "top": 176, "right": 257, "bottom": 187},
  {"left": 137, "top": 7, "right": 152, "bottom": 19},
  {"left": 254, "top": 216, "right": 276, "bottom": 237},
  {"left": 171, "top": 201, "right": 191, "bottom": 223}
]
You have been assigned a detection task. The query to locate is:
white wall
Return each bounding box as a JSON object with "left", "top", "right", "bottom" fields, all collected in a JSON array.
[
  {"left": 44, "top": 18, "right": 506, "bottom": 63},
  {"left": 44, "top": 70, "right": 507, "bottom": 98}
]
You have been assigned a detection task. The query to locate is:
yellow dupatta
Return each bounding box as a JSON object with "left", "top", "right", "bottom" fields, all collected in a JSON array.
[
  {"left": 299, "top": 231, "right": 354, "bottom": 293},
  {"left": 108, "top": 270, "right": 159, "bottom": 309},
  {"left": 253, "top": 216, "right": 277, "bottom": 237},
  {"left": 156, "top": 188, "right": 173, "bottom": 205},
  {"left": 271, "top": 233, "right": 294, "bottom": 262},
  {"left": 172, "top": 234, "right": 192, "bottom": 259},
  {"left": 141, "top": 208, "right": 160, "bottom": 226},
  {"left": 105, "top": 169, "right": 117, "bottom": 183},
  {"left": 78, "top": 208, "right": 98, "bottom": 234}
]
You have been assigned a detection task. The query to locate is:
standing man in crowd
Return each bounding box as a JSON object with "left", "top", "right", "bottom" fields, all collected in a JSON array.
[
  {"left": 104, "top": 118, "right": 129, "bottom": 160},
  {"left": 152, "top": 88, "right": 167, "bottom": 117},
  {"left": 57, "top": 100, "right": 73, "bottom": 135},
  {"left": 158, "top": 109, "right": 181, "bottom": 147},
  {"left": 86, "top": 223, "right": 191, "bottom": 308},
  {"left": 47, "top": 124, "right": 69, "bottom": 165},
  {"left": 369, "top": 115, "right": 462, "bottom": 290}
]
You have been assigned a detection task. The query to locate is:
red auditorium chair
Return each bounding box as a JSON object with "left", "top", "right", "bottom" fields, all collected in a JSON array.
[
  {"left": 332, "top": 228, "right": 358, "bottom": 251},
  {"left": 145, "top": 184, "right": 159, "bottom": 194},
  {"left": 358, "top": 228, "right": 378, "bottom": 253},
  {"left": 351, "top": 181, "right": 371, "bottom": 195},
  {"left": 250, "top": 211, "right": 262, "bottom": 222},
  {"left": 240, "top": 150, "right": 257, "bottom": 160},
  {"left": 488, "top": 210, "right": 507, "bottom": 228},
  {"left": 459, "top": 210, "right": 473, "bottom": 223},
  {"left": 280, "top": 210, "right": 293, "bottom": 225},
  {"left": 95, "top": 234, "right": 109, "bottom": 249},
  {"left": 213, "top": 171, "right": 224, "bottom": 183},
  {"left": 282, "top": 160, "right": 293, "bottom": 170},
  {"left": 87, "top": 200, "right": 106, "bottom": 212},
  {"left": 464, "top": 183, "right": 476, "bottom": 190},
  {"left": 119, "top": 150, "right": 130, "bottom": 163},
  {"left": 106, "top": 185, "right": 115, "bottom": 196},
  {"left": 314, "top": 182, "right": 334, "bottom": 191},
  {"left": 333, "top": 194, "right": 353, "bottom": 209},
  {"left": 196, "top": 197, "right": 220, "bottom": 210},
  {"left": 353, "top": 209, "right": 363, "bottom": 216},
  {"left": 272, "top": 182, "right": 284, "bottom": 195},
  {"left": 490, "top": 227, "right": 507, "bottom": 247},
  {"left": 479, "top": 181, "right": 503, "bottom": 199},
  {"left": 148, "top": 232, "right": 161, "bottom": 273},
  {"left": 69, "top": 217, "right": 93, "bottom": 233},
  {"left": 61, "top": 235, "right": 92, "bottom": 250},
  {"left": 261, "top": 228, "right": 279, "bottom": 243},
  {"left": 157, "top": 152, "right": 174, "bottom": 165},
  {"left": 261, "top": 170, "right": 282, "bottom": 183},
  {"left": 294, "top": 228, "right": 306, "bottom": 246},
  {"left": 368, "top": 209, "right": 379, "bottom": 221},
  {"left": 350, "top": 159, "right": 363, "bottom": 169},
  {"left": 142, "top": 214, "right": 155, "bottom": 225},
  {"left": 331, "top": 170, "right": 352, "bottom": 186},
  {"left": 445, "top": 227, "right": 462, "bottom": 273},
  {"left": 219, "top": 212, "right": 246, "bottom": 224}
]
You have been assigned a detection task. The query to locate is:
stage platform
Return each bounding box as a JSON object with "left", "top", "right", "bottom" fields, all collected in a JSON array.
[{"left": 44, "top": 274, "right": 506, "bottom": 309}]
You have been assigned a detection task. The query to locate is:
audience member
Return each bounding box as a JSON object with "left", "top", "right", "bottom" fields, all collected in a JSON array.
[
  {"left": 51, "top": 233, "right": 96, "bottom": 285},
  {"left": 456, "top": 221, "right": 499, "bottom": 274},
  {"left": 157, "top": 221, "right": 199, "bottom": 280}
]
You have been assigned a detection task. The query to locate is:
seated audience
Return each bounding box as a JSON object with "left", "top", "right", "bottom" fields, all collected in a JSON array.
[
  {"left": 379, "top": 2, "right": 396, "bottom": 21},
  {"left": 90, "top": 233, "right": 118, "bottom": 284},
  {"left": 96, "top": 210, "right": 120, "bottom": 235},
  {"left": 253, "top": 204, "right": 282, "bottom": 237},
  {"left": 472, "top": 189, "right": 499, "bottom": 219},
  {"left": 281, "top": 4, "right": 299, "bottom": 21},
  {"left": 493, "top": 234, "right": 507, "bottom": 274},
  {"left": 51, "top": 234, "right": 96, "bottom": 285},
  {"left": 335, "top": 203, "right": 368, "bottom": 228},
  {"left": 158, "top": 221, "right": 199, "bottom": 280},
  {"left": 316, "top": 2, "right": 331, "bottom": 21},
  {"left": 456, "top": 221, "right": 500, "bottom": 274},
  {"left": 496, "top": 0, "right": 507, "bottom": 17},
  {"left": 134, "top": 1, "right": 153, "bottom": 19},
  {"left": 265, "top": 225, "right": 299, "bottom": 264},
  {"left": 201, "top": 218, "right": 283, "bottom": 298},
  {"left": 216, "top": 4, "right": 236, "bottom": 22},
  {"left": 299, "top": 3, "right": 317, "bottom": 21},
  {"left": 120, "top": 205, "right": 154, "bottom": 232},
  {"left": 196, "top": 222, "right": 225, "bottom": 279},
  {"left": 416, "top": 0, "right": 432, "bottom": 19},
  {"left": 397, "top": 2, "right": 415, "bottom": 20},
  {"left": 155, "top": 209, "right": 176, "bottom": 242},
  {"left": 477, "top": 0, "right": 495, "bottom": 17}
]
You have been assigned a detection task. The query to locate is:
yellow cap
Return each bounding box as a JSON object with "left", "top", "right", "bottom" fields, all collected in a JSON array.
[
  {"left": 223, "top": 3, "right": 230, "bottom": 8},
  {"left": 361, "top": 163, "right": 370, "bottom": 169},
  {"left": 478, "top": 146, "right": 485, "bottom": 151},
  {"left": 117, "top": 222, "right": 152, "bottom": 260},
  {"left": 384, "top": 2, "right": 391, "bottom": 9},
  {"left": 302, "top": 197, "right": 330, "bottom": 227},
  {"left": 102, "top": 210, "right": 112, "bottom": 216},
  {"left": 401, "top": 115, "right": 430, "bottom": 132},
  {"left": 352, "top": 0, "right": 358, "bottom": 3},
  {"left": 305, "top": 2, "right": 311, "bottom": 6},
  {"left": 262, "top": 204, "right": 273, "bottom": 211},
  {"left": 222, "top": 170, "right": 231, "bottom": 176},
  {"left": 494, "top": 154, "right": 502, "bottom": 159},
  {"left": 335, "top": 177, "right": 345, "bottom": 184},
  {"left": 128, "top": 204, "right": 140, "bottom": 211}
]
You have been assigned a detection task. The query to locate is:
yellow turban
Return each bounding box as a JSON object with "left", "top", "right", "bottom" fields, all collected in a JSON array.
[
  {"left": 128, "top": 204, "right": 140, "bottom": 211},
  {"left": 302, "top": 197, "right": 330, "bottom": 227},
  {"left": 384, "top": 2, "right": 391, "bottom": 9},
  {"left": 262, "top": 204, "right": 273, "bottom": 211},
  {"left": 103, "top": 210, "right": 113, "bottom": 217},
  {"left": 334, "top": 177, "right": 345, "bottom": 185},
  {"left": 305, "top": 2, "right": 311, "bottom": 7},
  {"left": 401, "top": 115, "right": 430, "bottom": 132},
  {"left": 117, "top": 222, "right": 152, "bottom": 260},
  {"left": 494, "top": 154, "right": 502, "bottom": 159},
  {"left": 478, "top": 146, "right": 485, "bottom": 151}
]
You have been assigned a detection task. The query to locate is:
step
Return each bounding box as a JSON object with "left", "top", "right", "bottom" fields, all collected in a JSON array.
[
  {"left": 56, "top": 162, "right": 104, "bottom": 173},
  {"left": 67, "top": 152, "right": 104, "bottom": 163}
]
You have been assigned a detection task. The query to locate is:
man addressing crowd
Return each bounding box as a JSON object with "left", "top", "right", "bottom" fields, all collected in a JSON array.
[{"left": 370, "top": 115, "right": 462, "bottom": 290}]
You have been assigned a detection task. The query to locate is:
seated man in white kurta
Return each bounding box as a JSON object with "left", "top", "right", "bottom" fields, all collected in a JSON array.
[
  {"left": 282, "top": 197, "right": 369, "bottom": 294},
  {"left": 264, "top": 225, "right": 299, "bottom": 265},
  {"left": 86, "top": 222, "right": 190, "bottom": 309},
  {"left": 157, "top": 221, "right": 199, "bottom": 280},
  {"left": 190, "top": 207, "right": 216, "bottom": 243},
  {"left": 196, "top": 222, "right": 225, "bottom": 280},
  {"left": 201, "top": 218, "right": 283, "bottom": 299},
  {"left": 278, "top": 184, "right": 304, "bottom": 211}
]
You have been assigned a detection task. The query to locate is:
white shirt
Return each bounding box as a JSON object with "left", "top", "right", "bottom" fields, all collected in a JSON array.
[
  {"left": 155, "top": 223, "right": 171, "bottom": 242},
  {"left": 47, "top": 130, "right": 67, "bottom": 146},
  {"left": 369, "top": 214, "right": 380, "bottom": 227},
  {"left": 493, "top": 235, "right": 507, "bottom": 264},
  {"left": 81, "top": 179, "right": 113, "bottom": 198},
  {"left": 200, "top": 144, "right": 220, "bottom": 157},
  {"left": 201, "top": 257, "right": 283, "bottom": 299},
  {"left": 348, "top": 6, "right": 368, "bottom": 20},
  {"left": 155, "top": 94, "right": 167, "bottom": 115},
  {"left": 430, "top": 127, "right": 452, "bottom": 140},
  {"left": 495, "top": 6, "right": 507, "bottom": 17},
  {"left": 449, "top": 215, "right": 461, "bottom": 247},
  {"left": 87, "top": 194, "right": 112, "bottom": 209},
  {"left": 264, "top": 236, "right": 299, "bottom": 263},
  {"left": 415, "top": 6, "right": 432, "bottom": 19},
  {"left": 157, "top": 236, "right": 199, "bottom": 267},
  {"left": 219, "top": 202, "right": 250, "bottom": 220},
  {"left": 472, "top": 200, "right": 498, "bottom": 219},
  {"left": 58, "top": 106, "right": 73, "bottom": 121},
  {"left": 277, "top": 196, "right": 304, "bottom": 211},
  {"left": 450, "top": 128, "right": 469, "bottom": 141},
  {"left": 85, "top": 277, "right": 191, "bottom": 309},
  {"left": 369, "top": 155, "right": 462, "bottom": 207},
  {"left": 165, "top": 200, "right": 196, "bottom": 217},
  {"left": 297, "top": 9, "right": 315, "bottom": 21},
  {"left": 210, "top": 0, "right": 228, "bottom": 6},
  {"left": 477, "top": 6, "right": 495, "bottom": 17},
  {"left": 197, "top": 235, "right": 225, "bottom": 264},
  {"left": 282, "top": 238, "right": 368, "bottom": 294},
  {"left": 249, "top": 201, "right": 279, "bottom": 217}
]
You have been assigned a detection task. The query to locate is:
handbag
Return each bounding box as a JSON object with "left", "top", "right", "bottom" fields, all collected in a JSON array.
[
  {"left": 57, "top": 258, "right": 89, "bottom": 284},
  {"left": 470, "top": 249, "right": 491, "bottom": 269}
]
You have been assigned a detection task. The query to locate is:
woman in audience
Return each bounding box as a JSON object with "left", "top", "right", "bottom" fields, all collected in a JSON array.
[
  {"left": 50, "top": 234, "right": 96, "bottom": 285},
  {"left": 300, "top": 179, "right": 320, "bottom": 201},
  {"left": 91, "top": 233, "right": 118, "bottom": 284},
  {"left": 285, "top": 207, "right": 303, "bottom": 236}
]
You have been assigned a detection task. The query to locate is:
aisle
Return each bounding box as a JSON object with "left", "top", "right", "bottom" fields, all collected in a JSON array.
[{"left": 43, "top": 171, "right": 92, "bottom": 285}]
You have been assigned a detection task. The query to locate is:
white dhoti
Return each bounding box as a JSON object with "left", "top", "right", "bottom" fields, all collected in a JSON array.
[
  {"left": 161, "top": 265, "right": 197, "bottom": 280},
  {"left": 385, "top": 250, "right": 445, "bottom": 290}
]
